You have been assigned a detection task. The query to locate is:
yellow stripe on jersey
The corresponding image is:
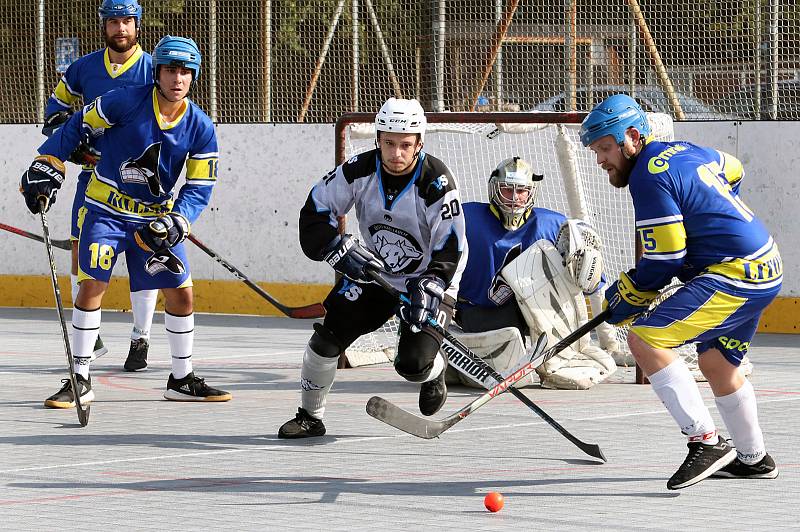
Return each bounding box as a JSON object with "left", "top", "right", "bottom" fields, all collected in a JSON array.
[
  {"left": 185, "top": 156, "right": 218, "bottom": 183},
  {"left": 83, "top": 99, "right": 113, "bottom": 132},
  {"left": 705, "top": 241, "right": 783, "bottom": 286},
  {"left": 85, "top": 173, "right": 173, "bottom": 219},
  {"left": 53, "top": 79, "right": 80, "bottom": 107},
  {"left": 631, "top": 290, "right": 747, "bottom": 349},
  {"left": 152, "top": 88, "right": 188, "bottom": 130},
  {"left": 103, "top": 45, "right": 144, "bottom": 78},
  {"left": 638, "top": 221, "right": 687, "bottom": 257},
  {"left": 717, "top": 150, "right": 744, "bottom": 188}
]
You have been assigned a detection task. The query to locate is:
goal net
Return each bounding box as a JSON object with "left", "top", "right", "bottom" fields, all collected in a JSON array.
[{"left": 335, "top": 111, "right": 708, "bottom": 381}]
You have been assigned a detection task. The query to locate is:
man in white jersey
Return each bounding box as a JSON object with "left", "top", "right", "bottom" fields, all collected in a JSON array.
[{"left": 279, "top": 97, "right": 468, "bottom": 438}]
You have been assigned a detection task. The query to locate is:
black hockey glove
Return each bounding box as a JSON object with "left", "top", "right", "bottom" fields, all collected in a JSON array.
[
  {"left": 20, "top": 155, "right": 66, "bottom": 214},
  {"left": 69, "top": 133, "right": 101, "bottom": 167},
  {"left": 322, "top": 234, "right": 383, "bottom": 282},
  {"left": 134, "top": 212, "right": 191, "bottom": 253},
  {"left": 400, "top": 275, "right": 446, "bottom": 332},
  {"left": 42, "top": 110, "right": 73, "bottom": 137}
]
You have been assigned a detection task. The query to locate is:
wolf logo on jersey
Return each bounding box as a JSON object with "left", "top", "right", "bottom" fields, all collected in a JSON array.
[
  {"left": 120, "top": 142, "right": 163, "bottom": 195},
  {"left": 372, "top": 225, "right": 424, "bottom": 273}
]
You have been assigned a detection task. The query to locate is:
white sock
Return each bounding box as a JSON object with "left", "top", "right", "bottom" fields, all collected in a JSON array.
[
  {"left": 649, "top": 358, "right": 718, "bottom": 442},
  {"left": 130, "top": 289, "right": 158, "bottom": 340},
  {"left": 300, "top": 344, "right": 339, "bottom": 419},
  {"left": 165, "top": 312, "right": 193, "bottom": 379},
  {"left": 420, "top": 351, "right": 446, "bottom": 383},
  {"left": 715, "top": 379, "right": 766, "bottom": 464},
  {"left": 72, "top": 307, "right": 100, "bottom": 379},
  {"left": 70, "top": 274, "right": 80, "bottom": 306}
]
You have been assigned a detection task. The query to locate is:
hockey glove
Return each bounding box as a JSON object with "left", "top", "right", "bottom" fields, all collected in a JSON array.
[
  {"left": 603, "top": 269, "right": 660, "bottom": 326},
  {"left": 144, "top": 248, "right": 186, "bottom": 276},
  {"left": 42, "top": 110, "right": 72, "bottom": 137},
  {"left": 20, "top": 155, "right": 66, "bottom": 214},
  {"left": 323, "top": 234, "right": 383, "bottom": 282},
  {"left": 69, "top": 133, "right": 101, "bottom": 167},
  {"left": 134, "top": 212, "right": 191, "bottom": 252},
  {"left": 400, "top": 275, "right": 447, "bottom": 332}
]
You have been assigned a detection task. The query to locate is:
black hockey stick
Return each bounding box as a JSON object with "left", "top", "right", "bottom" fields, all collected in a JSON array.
[
  {"left": 0, "top": 221, "right": 72, "bottom": 251},
  {"left": 366, "top": 270, "right": 607, "bottom": 460},
  {"left": 187, "top": 233, "right": 326, "bottom": 319},
  {"left": 38, "top": 199, "right": 90, "bottom": 426}
]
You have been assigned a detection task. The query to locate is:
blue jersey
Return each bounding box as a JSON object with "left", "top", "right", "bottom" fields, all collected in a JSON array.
[
  {"left": 629, "top": 140, "right": 781, "bottom": 292},
  {"left": 39, "top": 84, "right": 218, "bottom": 225},
  {"left": 458, "top": 202, "right": 566, "bottom": 308},
  {"left": 45, "top": 45, "right": 152, "bottom": 117}
]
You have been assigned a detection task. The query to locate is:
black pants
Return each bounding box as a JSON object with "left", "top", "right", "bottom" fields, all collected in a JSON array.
[{"left": 323, "top": 277, "right": 454, "bottom": 382}]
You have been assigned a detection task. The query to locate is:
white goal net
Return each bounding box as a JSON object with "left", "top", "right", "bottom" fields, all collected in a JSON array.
[{"left": 336, "top": 111, "right": 710, "bottom": 381}]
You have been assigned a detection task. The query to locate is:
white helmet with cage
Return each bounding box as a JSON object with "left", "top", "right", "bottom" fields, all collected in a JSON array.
[
  {"left": 488, "top": 156, "right": 543, "bottom": 231},
  {"left": 375, "top": 97, "right": 427, "bottom": 141}
]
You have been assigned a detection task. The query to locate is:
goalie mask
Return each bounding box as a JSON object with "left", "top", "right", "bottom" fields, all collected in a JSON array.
[{"left": 488, "top": 157, "right": 543, "bottom": 231}]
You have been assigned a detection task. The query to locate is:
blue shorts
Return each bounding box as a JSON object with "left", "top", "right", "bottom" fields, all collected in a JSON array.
[
  {"left": 630, "top": 275, "right": 781, "bottom": 366},
  {"left": 77, "top": 208, "right": 192, "bottom": 291},
  {"left": 70, "top": 170, "right": 93, "bottom": 240}
]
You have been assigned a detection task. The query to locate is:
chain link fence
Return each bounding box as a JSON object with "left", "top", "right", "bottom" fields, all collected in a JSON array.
[{"left": 1, "top": 0, "right": 799, "bottom": 123}]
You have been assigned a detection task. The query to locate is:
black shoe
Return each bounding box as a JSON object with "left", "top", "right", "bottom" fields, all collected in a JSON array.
[
  {"left": 124, "top": 338, "right": 149, "bottom": 371},
  {"left": 44, "top": 375, "right": 94, "bottom": 409},
  {"left": 419, "top": 369, "right": 447, "bottom": 416},
  {"left": 667, "top": 435, "right": 736, "bottom": 490},
  {"left": 278, "top": 408, "right": 326, "bottom": 439},
  {"left": 164, "top": 372, "right": 232, "bottom": 402},
  {"left": 90, "top": 335, "right": 108, "bottom": 361},
  {"left": 711, "top": 453, "right": 779, "bottom": 479}
]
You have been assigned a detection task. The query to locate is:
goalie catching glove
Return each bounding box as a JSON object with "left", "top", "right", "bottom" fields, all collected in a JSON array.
[
  {"left": 604, "top": 269, "right": 659, "bottom": 326},
  {"left": 400, "top": 275, "right": 446, "bottom": 332},
  {"left": 20, "top": 155, "right": 65, "bottom": 214},
  {"left": 323, "top": 234, "right": 383, "bottom": 282},
  {"left": 134, "top": 212, "right": 191, "bottom": 275},
  {"left": 555, "top": 219, "right": 604, "bottom": 294}
]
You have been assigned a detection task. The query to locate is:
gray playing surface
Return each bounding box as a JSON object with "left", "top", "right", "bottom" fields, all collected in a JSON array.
[{"left": 1, "top": 307, "right": 797, "bottom": 530}]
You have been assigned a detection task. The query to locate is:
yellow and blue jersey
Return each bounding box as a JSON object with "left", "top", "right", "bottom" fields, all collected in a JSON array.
[
  {"left": 39, "top": 84, "right": 218, "bottom": 224},
  {"left": 45, "top": 45, "right": 152, "bottom": 116},
  {"left": 629, "top": 140, "right": 781, "bottom": 293}
]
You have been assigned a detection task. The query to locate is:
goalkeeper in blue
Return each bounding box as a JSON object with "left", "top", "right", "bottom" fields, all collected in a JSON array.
[
  {"left": 581, "top": 94, "right": 781, "bottom": 489},
  {"left": 20, "top": 36, "right": 231, "bottom": 408},
  {"left": 43, "top": 0, "right": 157, "bottom": 372}
]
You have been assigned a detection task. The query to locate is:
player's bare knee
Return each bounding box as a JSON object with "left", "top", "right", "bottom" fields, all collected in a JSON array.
[
  {"left": 163, "top": 287, "right": 193, "bottom": 315},
  {"left": 308, "top": 323, "right": 344, "bottom": 358},
  {"left": 75, "top": 279, "right": 108, "bottom": 308}
]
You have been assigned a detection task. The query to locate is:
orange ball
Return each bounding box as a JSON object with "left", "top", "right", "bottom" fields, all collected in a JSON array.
[{"left": 484, "top": 491, "right": 504, "bottom": 512}]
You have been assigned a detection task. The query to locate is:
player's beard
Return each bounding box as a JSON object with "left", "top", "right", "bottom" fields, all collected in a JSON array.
[{"left": 104, "top": 32, "right": 137, "bottom": 54}]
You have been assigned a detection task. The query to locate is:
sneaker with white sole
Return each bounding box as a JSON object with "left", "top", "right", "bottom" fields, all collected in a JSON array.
[
  {"left": 44, "top": 374, "right": 94, "bottom": 409},
  {"left": 89, "top": 335, "right": 108, "bottom": 362},
  {"left": 164, "top": 372, "right": 232, "bottom": 402},
  {"left": 711, "top": 453, "right": 778, "bottom": 479},
  {"left": 124, "top": 338, "right": 149, "bottom": 371}
]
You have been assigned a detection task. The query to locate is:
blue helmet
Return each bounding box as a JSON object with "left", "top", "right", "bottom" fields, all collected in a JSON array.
[
  {"left": 579, "top": 94, "right": 651, "bottom": 147},
  {"left": 153, "top": 35, "right": 202, "bottom": 83},
  {"left": 98, "top": 0, "right": 142, "bottom": 25}
]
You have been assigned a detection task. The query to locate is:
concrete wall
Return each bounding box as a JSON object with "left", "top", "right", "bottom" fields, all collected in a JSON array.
[{"left": 1, "top": 121, "right": 797, "bottom": 297}]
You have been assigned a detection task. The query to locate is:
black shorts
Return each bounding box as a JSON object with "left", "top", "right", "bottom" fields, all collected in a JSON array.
[{"left": 323, "top": 277, "right": 454, "bottom": 381}]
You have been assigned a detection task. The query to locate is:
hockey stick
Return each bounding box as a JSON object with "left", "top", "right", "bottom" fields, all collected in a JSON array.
[
  {"left": 0, "top": 221, "right": 72, "bottom": 251},
  {"left": 38, "top": 200, "right": 90, "bottom": 427},
  {"left": 366, "top": 270, "right": 607, "bottom": 460},
  {"left": 187, "top": 233, "right": 326, "bottom": 319}
]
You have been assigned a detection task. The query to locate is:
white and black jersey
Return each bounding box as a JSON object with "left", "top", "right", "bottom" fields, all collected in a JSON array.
[{"left": 300, "top": 149, "right": 468, "bottom": 297}]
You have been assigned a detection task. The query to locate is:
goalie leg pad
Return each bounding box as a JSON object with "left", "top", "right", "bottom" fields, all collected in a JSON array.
[{"left": 443, "top": 326, "right": 531, "bottom": 388}]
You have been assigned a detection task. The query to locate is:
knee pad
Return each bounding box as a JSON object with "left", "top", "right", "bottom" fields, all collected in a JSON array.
[{"left": 309, "top": 323, "right": 344, "bottom": 358}]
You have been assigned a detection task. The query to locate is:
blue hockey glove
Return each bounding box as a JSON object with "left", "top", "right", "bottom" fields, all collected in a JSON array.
[
  {"left": 603, "top": 270, "right": 660, "bottom": 326},
  {"left": 400, "top": 275, "right": 446, "bottom": 332},
  {"left": 323, "top": 234, "right": 383, "bottom": 282}
]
